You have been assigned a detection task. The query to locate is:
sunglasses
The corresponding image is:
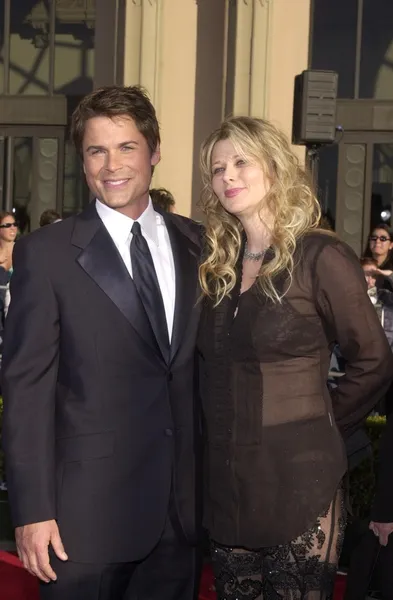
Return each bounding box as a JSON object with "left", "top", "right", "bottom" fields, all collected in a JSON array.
[
  {"left": 0, "top": 222, "right": 17, "bottom": 229},
  {"left": 369, "top": 235, "right": 391, "bottom": 242}
]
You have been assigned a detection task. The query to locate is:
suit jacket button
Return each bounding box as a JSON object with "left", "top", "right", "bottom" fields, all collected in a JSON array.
[
  {"left": 167, "top": 372, "right": 173, "bottom": 382},
  {"left": 165, "top": 428, "right": 173, "bottom": 436}
]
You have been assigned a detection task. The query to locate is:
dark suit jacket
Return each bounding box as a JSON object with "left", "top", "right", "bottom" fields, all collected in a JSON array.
[
  {"left": 2, "top": 202, "right": 203, "bottom": 563},
  {"left": 371, "top": 410, "right": 393, "bottom": 523}
]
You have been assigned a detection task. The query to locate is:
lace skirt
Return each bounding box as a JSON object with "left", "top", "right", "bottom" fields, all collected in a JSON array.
[{"left": 210, "top": 487, "right": 346, "bottom": 600}]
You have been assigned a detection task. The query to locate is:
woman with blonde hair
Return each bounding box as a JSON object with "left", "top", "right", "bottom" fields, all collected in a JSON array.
[{"left": 197, "top": 116, "right": 393, "bottom": 599}]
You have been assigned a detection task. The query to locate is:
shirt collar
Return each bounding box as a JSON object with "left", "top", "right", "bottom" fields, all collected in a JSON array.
[{"left": 95, "top": 197, "right": 159, "bottom": 246}]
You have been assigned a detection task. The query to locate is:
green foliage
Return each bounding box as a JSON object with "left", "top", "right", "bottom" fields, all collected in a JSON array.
[{"left": 349, "top": 415, "right": 386, "bottom": 520}]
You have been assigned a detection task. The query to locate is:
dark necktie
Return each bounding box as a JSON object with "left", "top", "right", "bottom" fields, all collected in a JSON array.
[{"left": 130, "top": 221, "right": 169, "bottom": 358}]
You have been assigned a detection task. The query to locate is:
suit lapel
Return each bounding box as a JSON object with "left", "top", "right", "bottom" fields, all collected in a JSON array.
[
  {"left": 72, "top": 203, "right": 164, "bottom": 361},
  {"left": 162, "top": 213, "right": 201, "bottom": 363}
]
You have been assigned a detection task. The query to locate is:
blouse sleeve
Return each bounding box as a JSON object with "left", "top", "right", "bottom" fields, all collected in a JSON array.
[{"left": 314, "top": 240, "right": 393, "bottom": 439}]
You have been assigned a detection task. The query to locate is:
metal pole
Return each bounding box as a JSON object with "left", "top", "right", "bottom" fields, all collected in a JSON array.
[
  {"left": 354, "top": 0, "right": 364, "bottom": 99},
  {"left": 49, "top": 0, "right": 56, "bottom": 95},
  {"left": 4, "top": 136, "right": 14, "bottom": 213},
  {"left": 306, "top": 145, "right": 320, "bottom": 192},
  {"left": 3, "top": 0, "right": 11, "bottom": 94}
]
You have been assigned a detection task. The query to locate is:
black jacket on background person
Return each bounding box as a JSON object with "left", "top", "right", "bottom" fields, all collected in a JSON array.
[
  {"left": 344, "top": 409, "right": 393, "bottom": 600},
  {"left": 371, "top": 411, "right": 393, "bottom": 524},
  {"left": 1, "top": 202, "right": 203, "bottom": 564}
]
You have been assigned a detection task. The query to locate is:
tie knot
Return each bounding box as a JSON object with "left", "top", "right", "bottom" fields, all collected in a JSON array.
[{"left": 131, "top": 221, "right": 142, "bottom": 236}]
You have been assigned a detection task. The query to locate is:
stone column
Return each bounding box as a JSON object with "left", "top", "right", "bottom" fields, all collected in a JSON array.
[
  {"left": 225, "top": 0, "right": 310, "bottom": 160},
  {"left": 225, "top": 0, "right": 273, "bottom": 118},
  {"left": 124, "top": 0, "right": 199, "bottom": 217},
  {"left": 265, "top": 0, "right": 311, "bottom": 160}
]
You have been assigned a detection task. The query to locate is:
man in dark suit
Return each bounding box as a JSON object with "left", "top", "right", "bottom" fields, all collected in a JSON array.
[
  {"left": 344, "top": 409, "right": 393, "bottom": 600},
  {"left": 2, "top": 86, "right": 202, "bottom": 600}
]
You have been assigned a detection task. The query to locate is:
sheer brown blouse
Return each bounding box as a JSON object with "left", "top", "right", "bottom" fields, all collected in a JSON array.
[{"left": 198, "top": 231, "right": 393, "bottom": 549}]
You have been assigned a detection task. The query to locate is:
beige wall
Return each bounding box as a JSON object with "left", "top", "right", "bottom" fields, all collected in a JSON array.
[
  {"left": 153, "top": 0, "right": 198, "bottom": 218},
  {"left": 123, "top": 0, "right": 311, "bottom": 217},
  {"left": 266, "top": 0, "right": 311, "bottom": 162},
  {"left": 123, "top": 0, "right": 199, "bottom": 218}
]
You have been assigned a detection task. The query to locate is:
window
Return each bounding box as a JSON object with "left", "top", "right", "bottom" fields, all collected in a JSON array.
[
  {"left": 0, "top": 0, "right": 95, "bottom": 96},
  {"left": 311, "top": 0, "right": 358, "bottom": 98},
  {"left": 311, "top": 0, "right": 393, "bottom": 100},
  {"left": 359, "top": 0, "right": 393, "bottom": 100}
]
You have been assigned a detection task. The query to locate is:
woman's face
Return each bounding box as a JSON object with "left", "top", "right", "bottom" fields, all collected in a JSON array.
[
  {"left": 0, "top": 215, "right": 18, "bottom": 242},
  {"left": 211, "top": 139, "right": 271, "bottom": 220},
  {"left": 369, "top": 228, "right": 393, "bottom": 261}
]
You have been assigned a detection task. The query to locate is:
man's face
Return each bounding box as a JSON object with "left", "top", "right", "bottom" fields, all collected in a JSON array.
[{"left": 82, "top": 115, "right": 160, "bottom": 219}]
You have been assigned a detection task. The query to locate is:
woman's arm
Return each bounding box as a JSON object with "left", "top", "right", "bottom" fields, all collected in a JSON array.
[{"left": 315, "top": 240, "right": 393, "bottom": 439}]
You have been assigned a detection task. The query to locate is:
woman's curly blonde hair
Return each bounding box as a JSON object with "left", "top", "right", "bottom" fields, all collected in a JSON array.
[{"left": 199, "top": 116, "right": 322, "bottom": 306}]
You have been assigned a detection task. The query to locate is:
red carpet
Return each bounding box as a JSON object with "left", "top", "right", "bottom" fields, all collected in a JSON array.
[
  {"left": 0, "top": 551, "right": 40, "bottom": 600},
  {"left": 0, "top": 551, "right": 346, "bottom": 600}
]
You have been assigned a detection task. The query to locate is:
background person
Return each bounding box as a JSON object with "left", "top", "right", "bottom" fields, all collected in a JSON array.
[
  {"left": 150, "top": 187, "right": 176, "bottom": 213},
  {"left": 345, "top": 408, "right": 393, "bottom": 600},
  {"left": 363, "top": 224, "right": 393, "bottom": 291},
  {"left": 361, "top": 257, "right": 393, "bottom": 349},
  {"left": 39, "top": 209, "right": 62, "bottom": 227},
  {"left": 0, "top": 211, "right": 17, "bottom": 275},
  {"left": 0, "top": 211, "right": 17, "bottom": 330}
]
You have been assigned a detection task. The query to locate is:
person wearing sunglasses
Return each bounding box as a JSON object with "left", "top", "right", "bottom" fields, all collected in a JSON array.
[
  {"left": 363, "top": 224, "right": 393, "bottom": 292},
  {"left": 0, "top": 211, "right": 18, "bottom": 276}
]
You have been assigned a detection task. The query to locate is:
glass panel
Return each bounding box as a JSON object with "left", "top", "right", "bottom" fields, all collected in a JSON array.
[
  {"left": 0, "top": 0, "right": 5, "bottom": 94},
  {"left": 317, "top": 144, "right": 338, "bottom": 230},
  {"left": 9, "top": 1, "right": 50, "bottom": 95},
  {"left": 12, "top": 136, "right": 59, "bottom": 233},
  {"left": 62, "top": 140, "right": 89, "bottom": 217},
  {"left": 0, "top": 136, "right": 5, "bottom": 211},
  {"left": 54, "top": 0, "right": 95, "bottom": 95},
  {"left": 311, "top": 0, "right": 358, "bottom": 98},
  {"left": 359, "top": 0, "right": 393, "bottom": 99},
  {"left": 13, "top": 137, "right": 33, "bottom": 234},
  {"left": 31, "top": 137, "right": 59, "bottom": 231},
  {"left": 369, "top": 144, "right": 393, "bottom": 231},
  {"left": 337, "top": 144, "right": 366, "bottom": 256}
]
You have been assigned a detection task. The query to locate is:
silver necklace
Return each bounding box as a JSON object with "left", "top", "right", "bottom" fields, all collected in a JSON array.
[{"left": 244, "top": 244, "right": 266, "bottom": 261}]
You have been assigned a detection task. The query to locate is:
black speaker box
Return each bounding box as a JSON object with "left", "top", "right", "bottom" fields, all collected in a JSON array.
[{"left": 292, "top": 70, "right": 338, "bottom": 145}]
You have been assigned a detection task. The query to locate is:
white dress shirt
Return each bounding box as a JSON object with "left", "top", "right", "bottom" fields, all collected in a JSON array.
[{"left": 95, "top": 198, "right": 175, "bottom": 341}]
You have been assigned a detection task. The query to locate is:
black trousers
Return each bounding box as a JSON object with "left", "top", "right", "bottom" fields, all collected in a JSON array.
[
  {"left": 344, "top": 528, "right": 393, "bottom": 600},
  {"left": 39, "top": 514, "right": 200, "bottom": 600}
]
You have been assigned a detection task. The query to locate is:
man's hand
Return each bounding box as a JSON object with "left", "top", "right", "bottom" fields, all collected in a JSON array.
[
  {"left": 15, "top": 519, "right": 68, "bottom": 582},
  {"left": 369, "top": 521, "right": 393, "bottom": 546}
]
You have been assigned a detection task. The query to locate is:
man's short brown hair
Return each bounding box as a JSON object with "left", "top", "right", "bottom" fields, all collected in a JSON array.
[
  {"left": 71, "top": 85, "right": 160, "bottom": 156},
  {"left": 150, "top": 188, "right": 175, "bottom": 213},
  {"left": 360, "top": 257, "right": 378, "bottom": 268},
  {"left": 39, "top": 209, "right": 62, "bottom": 227}
]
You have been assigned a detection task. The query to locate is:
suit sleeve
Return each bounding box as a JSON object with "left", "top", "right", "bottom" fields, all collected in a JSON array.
[
  {"left": 314, "top": 240, "right": 393, "bottom": 439},
  {"left": 2, "top": 237, "right": 59, "bottom": 527}
]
